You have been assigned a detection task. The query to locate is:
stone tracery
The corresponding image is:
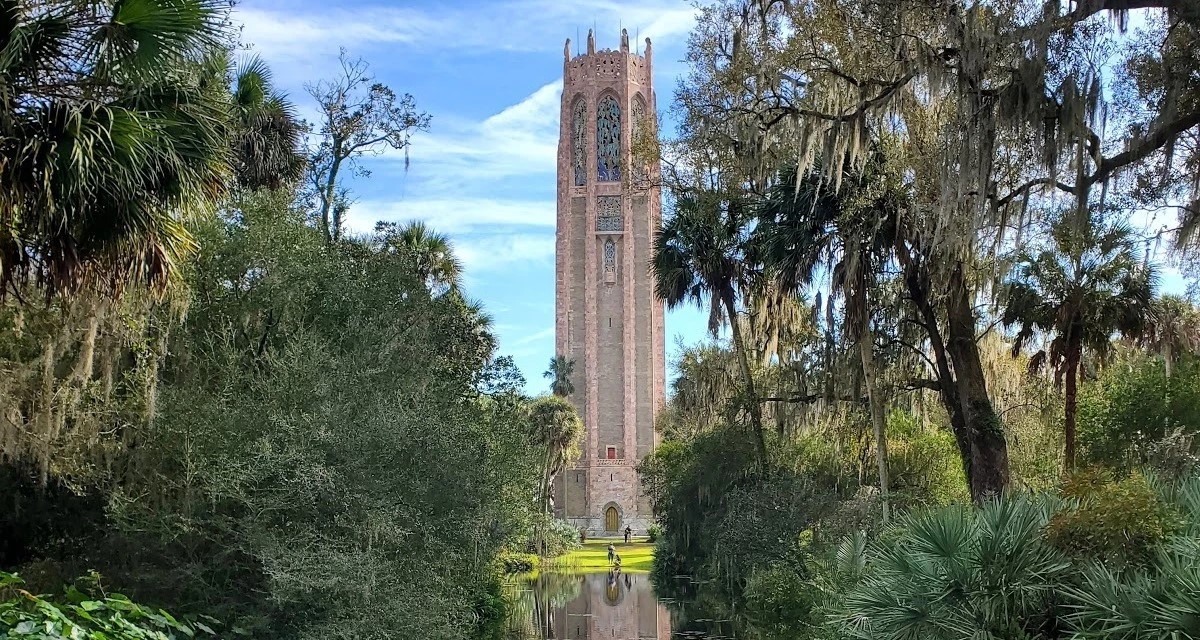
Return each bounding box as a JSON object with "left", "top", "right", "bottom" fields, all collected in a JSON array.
[
  {"left": 597, "top": 95, "right": 621, "bottom": 182},
  {"left": 572, "top": 98, "right": 587, "bottom": 186}
]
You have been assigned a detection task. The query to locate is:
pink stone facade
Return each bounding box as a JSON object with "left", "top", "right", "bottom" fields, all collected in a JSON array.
[
  {"left": 551, "top": 573, "right": 671, "bottom": 639},
  {"left": 553, "top": 29, "right": 666, "bottom": 536}
]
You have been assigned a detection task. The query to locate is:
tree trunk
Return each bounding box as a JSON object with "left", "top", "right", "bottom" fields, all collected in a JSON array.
[
  {"left": 320, "top": 153, "right": 344, "bottom": 244},
  {"left": 721, "top": 289, "right": 769, "bottom": 467},
  {"left": 1064, "top": 333, "right": 1081, "bottom": 471},
  {"left": 1165, "top": 341, "right": 1174, "bottom": 379},
  {"left": 856, "top": 291, "right": 889, "bottom": 522},
  {"left": 946, "top": 263, "right": 1010, "bottom": 502},
  {"left": 897, "top": 243, "right": 972, "bottom": 482},
  {"left": 542, "top": 448, "right": 553, "bottom": 514}
]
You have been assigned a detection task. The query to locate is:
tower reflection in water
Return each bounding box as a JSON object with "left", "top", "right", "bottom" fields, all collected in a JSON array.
[{"left": 507, "top": 570, "right": 671, "bottom": 639}]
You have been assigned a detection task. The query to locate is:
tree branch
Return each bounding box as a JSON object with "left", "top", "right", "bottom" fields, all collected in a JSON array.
[
  {"left": 1087, "top": 108, "right": 1200, "bottom": 187},
  {"left": 899, "top": 378, "right": 941, "bottom": 392},
  {"left": 995, "top": 177, "right": 1075, "bottom": 208}
]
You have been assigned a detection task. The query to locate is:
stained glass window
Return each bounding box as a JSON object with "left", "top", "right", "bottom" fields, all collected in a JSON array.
[
  {"left": 596, "top": 95, "right": 621, "bottom": 182},
  {"left": 596, "top": 196, "right": 621, "bottom": 231},
  {"left": 631, "top": 97, "right": 648, "bottom": 184},
  {"left": 572, "top": 98, "right": 587, "bottom": 186},
  {"left": 603, "top": 239, "right": 617, "bottom": 282}
]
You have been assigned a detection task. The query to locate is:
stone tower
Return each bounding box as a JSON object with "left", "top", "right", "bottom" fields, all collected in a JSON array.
[{"left": 553, "top": 29, "right": 665, "bottom": 536}]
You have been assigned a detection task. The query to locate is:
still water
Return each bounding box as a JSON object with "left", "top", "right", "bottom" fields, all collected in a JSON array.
[{"left": 503, "top": 570, "right": 738, "bottom": 639}]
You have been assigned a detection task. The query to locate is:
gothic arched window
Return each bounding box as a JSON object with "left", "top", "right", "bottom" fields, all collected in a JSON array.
[
  {"left": 603, "top": 239, "right": 617, "bottom": 283},
  {"left": 572, "top": 98, "right": 587, "bottom": 186},
  {"left": 631, "top": 95, "right": 648, "bottom": 184},
  {"left": 596, "top": 95, "right": 621, "bottom": 182}
]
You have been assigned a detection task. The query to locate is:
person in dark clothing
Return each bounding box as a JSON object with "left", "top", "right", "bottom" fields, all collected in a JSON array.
[
  {"left": 607, "top": 543, "right": 615, "bottom": 563},
  {"left": 624, "top": 526, "right": 632, "bottom": 543}
]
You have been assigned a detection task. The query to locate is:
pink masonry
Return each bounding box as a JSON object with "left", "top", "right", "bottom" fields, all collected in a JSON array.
[{"left": 553, "top": 28, "right": 666, "bottom": 536}]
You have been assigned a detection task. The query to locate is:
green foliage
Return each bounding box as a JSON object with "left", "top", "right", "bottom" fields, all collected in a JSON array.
[
  {"left": 885, "top": 409, "right": 970, "bottom": 508},
  {"left": 1064, "top": 473, "right": 1200, "bottom": 639},
  {"left": 1, "top": 192, "right": 543, "bottom": 639},
  {"left": 646, "top": 524, "right": 662, "bottom": 543},
  {"left": 826, "top": 475, "right": 1200, "bottom": 640},
  {"left": 494, "top": 553, "right": 539, "bottom": 575},
  {"left": 743, "top": 564, "right": 820, "bottom": 634},
  {"left": 543, "top": 355, "right": 575, "bottom": 397},
  {"left": 1046, "top": 469, "right": 1173, "bottom": 565},
  {"left": 524, "top": 514, "right": 580, "bottom": 558},
  {"left": 1078, "top": 354, "right": 1200, "bottom": 474},
  {"left": 836, "top": 495, "right": 1071, "bottom": 640},
  {"left": 0, "top": 0, "right": 237, "bottom": 295},
  {"left": 111, "top": 194, "right": 538, "bottom": 638},
  {"left": 0, "top": 571, "right": 221, "bottom": 639}
]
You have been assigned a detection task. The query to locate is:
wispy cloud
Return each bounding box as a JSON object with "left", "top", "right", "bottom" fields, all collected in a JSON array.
[
  {"left": 236, "top": 0, "right": 697, "bottom": 63},
  {"left": 456, "top": 233, "right": 556, "bottom": 272},
  {"left": 513, "top": 326, "right": 555, "bottom": 346},
  {"left": 345, "top": 197, "right": 555, "bottom": 234},
  {"left": 398, "top": 81, "right": 563, "bottom": 190}
]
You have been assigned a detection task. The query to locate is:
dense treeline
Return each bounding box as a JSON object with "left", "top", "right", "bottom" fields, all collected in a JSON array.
[
  {"left": 642, "top": 0, "right": 1200, "bottom": 637},
  {"left": 0, "top": 2, "right": 561, "bottom": 638}
]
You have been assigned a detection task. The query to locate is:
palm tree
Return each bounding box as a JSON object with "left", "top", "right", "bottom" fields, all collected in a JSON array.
[
  {"left": 0, "top": 0, "right": 233, "bottom": 296},
  {"left": 1139, "top": 295, "right": 1200, "bottom": 378},
  {"left": 1003, "top": 212, "right": 1156, "bottom": 469},
  {"left": 543, "top": 355, "right": 575, "bottom": 397},
  {"left": 227, "top": 54, "right": 306, "bottom": 191},
  {"left": 754, "top": 161, "right": 903, "bottom": 520},
  {"left": 528, "top": 396, "right": 583, "bottom": 514},
  {"left": 653, "top": 191, "right": 769, "bottom": 465},
  {"left": 375, "top": 220, "right": 462, "bottom": 293},
  {"left": 838, "top": 495, "right": 1070, "bottom": 640}
]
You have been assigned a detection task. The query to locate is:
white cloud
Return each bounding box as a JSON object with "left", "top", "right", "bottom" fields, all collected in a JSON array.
[
  {"left": 398, "top": 80, "right": 563, "bottom": 188},
  {"left": 455, "top": 234, "right": 556, "bottom": 272},
  {"left": 235, "top": 0, "right": 697, "bottom": 60},
  {"left": 345, "top": 197, "right": 555, "bottom": 234},
  {"left": 512, "top": 326, "right": 555, "bottom": 346}
]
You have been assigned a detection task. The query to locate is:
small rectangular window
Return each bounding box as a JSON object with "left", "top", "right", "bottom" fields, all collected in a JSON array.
[{"left": 606, "top": 446, "right": 617, "bottom": 459}]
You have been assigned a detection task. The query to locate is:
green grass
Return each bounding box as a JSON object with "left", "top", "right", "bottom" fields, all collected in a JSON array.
[{"left": 546, "top": 538, "right": 656, "bottom": 573}]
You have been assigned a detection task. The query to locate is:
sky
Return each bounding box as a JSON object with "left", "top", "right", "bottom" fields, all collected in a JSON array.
[
  {"left": 230, "top": 1, "right": 1188, "bottom": 394},
  {"left": 231, "top": 0, "right": 710, "bottom": 393}
]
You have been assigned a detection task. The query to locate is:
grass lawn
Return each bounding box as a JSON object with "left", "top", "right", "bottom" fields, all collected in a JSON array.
[{"left": 547, "top": 538, "right": 655, "bottom": 573}]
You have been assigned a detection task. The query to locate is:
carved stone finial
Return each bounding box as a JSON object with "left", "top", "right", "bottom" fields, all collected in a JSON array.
[
  {"left": 587, "top": 29, "right": 595, "bottom": 54},
  {"left": 644, "top": 38, "right": 653, "bottom": 65},
  {"left": 564, "top": 38, "right": 571, "bottom": 62},
  {"left": 620, "top": 28, "right": 629, "bottom": 52}
]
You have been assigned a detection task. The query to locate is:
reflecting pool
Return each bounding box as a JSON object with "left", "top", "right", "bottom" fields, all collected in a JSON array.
[{"left": 503, "top": 570, "right": 741, "bottom": 639}]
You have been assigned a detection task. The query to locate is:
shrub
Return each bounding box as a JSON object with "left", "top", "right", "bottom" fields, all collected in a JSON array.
[
  {"left": 1046, "top": 469, "right": 1173, "bottom": 565},
  {"left": 1078, "top": 355, "right": 1200, "bottom": 472},
  {"left": 884, "top": 409, "right": 970, "bottom": 508},
  {"left": 835, "top": 495, "right": 1071, "bottom": 640},
  {"left": 526, "top": 513, "right": 580, "bottom": 558},
  {"left": 0, "top": 571, "right": 220, "bottom": 639},
  {"left": 494, "top": 552, "right": 539, "bottom": 575},
  {"left": 743, "top": 565, "right": 819, "bottom": 633}
]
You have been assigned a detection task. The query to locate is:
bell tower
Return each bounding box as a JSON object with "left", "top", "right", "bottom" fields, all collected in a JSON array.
[{"left": 553, "top": 29, "right": 665, "bottom": 536}]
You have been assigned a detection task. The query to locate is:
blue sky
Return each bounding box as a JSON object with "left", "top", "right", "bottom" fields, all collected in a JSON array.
[
  {"left": 231, "top": 1, "right": 1187, "bottom": 394},
  {"left": 232, "top": 0, "right": 710, "bottom": 392}
]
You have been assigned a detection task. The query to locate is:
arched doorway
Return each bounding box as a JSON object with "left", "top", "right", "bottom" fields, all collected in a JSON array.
[{"left": 605, "top": 505, "right": 619, "bottom": 532}]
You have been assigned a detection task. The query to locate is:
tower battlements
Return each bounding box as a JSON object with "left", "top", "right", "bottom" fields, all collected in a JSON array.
[{"left": 563, "top": 29, "right": 653, "bottom": 84}]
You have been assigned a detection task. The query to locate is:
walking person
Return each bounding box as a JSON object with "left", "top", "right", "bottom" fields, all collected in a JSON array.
[
  {"left": 607, "top": 542, "right": 615, "bottom": 563},
  {"left": 623, "top": 526, "right": 632, "bottom": 544}
]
